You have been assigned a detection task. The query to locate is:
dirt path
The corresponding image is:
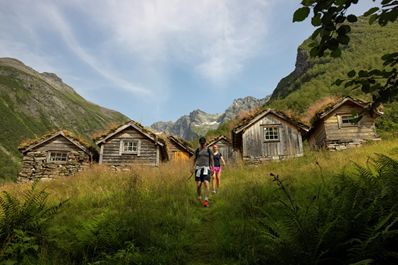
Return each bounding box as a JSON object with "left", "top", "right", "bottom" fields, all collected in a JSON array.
[{"left": 187, "top": 196, "right": 220, "bottom": 265}]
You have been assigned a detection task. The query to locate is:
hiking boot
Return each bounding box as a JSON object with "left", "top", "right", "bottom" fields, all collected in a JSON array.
[
  {"left": 203, "top": 200, "right": 209, "bottom": 207},
  {"left": 212, "top": 190, "right": 216, "bottom": 194}
]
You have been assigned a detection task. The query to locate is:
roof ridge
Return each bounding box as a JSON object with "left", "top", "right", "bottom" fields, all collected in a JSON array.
[{"left": 19, "top": 130, "right": 91, "bottom": 154}]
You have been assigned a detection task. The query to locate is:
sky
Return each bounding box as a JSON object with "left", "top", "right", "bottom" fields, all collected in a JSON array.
[{"left": 0, "top": 0, "right": 373, "bottom": 125}]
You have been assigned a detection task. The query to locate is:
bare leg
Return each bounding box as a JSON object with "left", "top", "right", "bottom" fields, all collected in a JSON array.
[
  {"left": 196, "top": 181, "right": 202, "bottom": 199},
  {"left": 216, "top": 172, "right": 221, "bottom": 189},
  {"left": 204, "top": 180, "right": 210, "bottom": 200},
  {"left": 211, "top": 173, "right": 216, "bottom": 191}
]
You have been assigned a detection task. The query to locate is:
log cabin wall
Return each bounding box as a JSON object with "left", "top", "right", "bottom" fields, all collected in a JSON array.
[
  {"left": 310, "top": 102, "right": 380, "bottom": 150},
  {"left": 167, "top": 141, "right": 191, "bottom": 161},
  {"left": 242, "top": 113, "right": 303, "bottom": 163},
  {"left": 100, "top": 127, "right": 160, "bottom": 166},
  {"left": 324, "top": 104, "right": 378, "bottom": 142},
  {"left": 308, "top": 123, "right": 327, "bottom": 149},
  {"left": 209, "top": 139, "right": 233, "bottom": 161},
  {"left": 18, "top": 135, "right": 90, "bottom": 181}
]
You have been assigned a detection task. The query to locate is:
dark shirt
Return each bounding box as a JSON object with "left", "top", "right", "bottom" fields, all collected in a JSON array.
[{"left": 213, "top": 152, "right": 222, "bottom": 167}]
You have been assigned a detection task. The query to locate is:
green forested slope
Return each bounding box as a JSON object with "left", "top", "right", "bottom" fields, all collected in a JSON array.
[
  {"left": 205, "top": 19, "right": 398, "bottom": 140},
  {"left": 0, "top": 58, "right": 129, "bottom": 180},
  {"left": 268, "top": 18, "right": 398, "bottom": 126}
]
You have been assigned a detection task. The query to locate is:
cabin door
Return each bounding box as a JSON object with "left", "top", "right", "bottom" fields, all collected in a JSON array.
[
  {"left": 173, "top": 151, "right": 189, "bottom": 161},
  {"left": 261, "top": 125, "right": 283, "bottom": 158}
]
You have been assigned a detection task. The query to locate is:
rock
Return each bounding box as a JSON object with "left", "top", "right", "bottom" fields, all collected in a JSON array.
[
  {"left": 151, "top": 96, "right": 269, "bottom": 140},
  {"left": 18, "top": 150, "right": 90, "bottom": 182}
]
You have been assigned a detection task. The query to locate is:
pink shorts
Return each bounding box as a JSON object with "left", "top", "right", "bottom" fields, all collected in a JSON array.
[{"left": 212, "top": 166, "right": 222, "bottom": 174}]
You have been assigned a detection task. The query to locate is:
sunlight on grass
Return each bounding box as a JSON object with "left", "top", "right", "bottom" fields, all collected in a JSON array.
[{"left": 1, "top": 140, "right": 398, "bottom": 264}]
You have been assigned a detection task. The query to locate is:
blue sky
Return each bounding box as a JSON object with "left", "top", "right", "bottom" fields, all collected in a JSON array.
[{"left": 0, "top": 0, "right": 373, "bottom": 125}]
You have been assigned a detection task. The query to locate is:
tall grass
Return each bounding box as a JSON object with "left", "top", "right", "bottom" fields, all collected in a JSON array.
[
  {"left": 214, "top": 140, "right": 398, "bottom": 265},
  {"left": 0, "top": 140, "right": 398, "bottom": 264}
]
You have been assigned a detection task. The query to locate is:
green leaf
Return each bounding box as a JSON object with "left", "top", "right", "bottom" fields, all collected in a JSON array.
[
  {"left": 334, "top": 79, "right": 344, "bottom": 86},
  {"left": 347, "top": 70, "right": 356, "bottom": 78},
  {"left": 337, "top": 25, "right": 351, "bottom": 35},
  {"left": 335, "top": 0, "right": 346, "bottom": 5},
  {"left": 293, "top": 7, "right": 310, "bottom": 22},
  {"left": 336, "top": 16, "right": 346, "bottom": 23},
  {"left": 4, "top": 260, "right": 18, "bottom": 265},
  {"left": 301, "top": 0, "right": 314, "bottom": 6},
  {"left": 347, "top": 14, "right": 358, "bottom": 23},
  {"left": 312, "top": 13, "right": 322, "bottom": 26},
  {"left": 337, "top": 34, "right": 350, "bottom": 45},
  {"left": 358, "top": 70, "right": 369, "bottom": 77},
  {"left": 331, "top": 48, "right": 342, "bottom": 57},
  {"left": 345, "top": 80, "right": 354, "bottom": 88},
  {"left": 364, "top": 7, "right": 379, "bottom": 17},
  {"left": 327, "top": 39, "right": 339, "bottom": 50},
  {"left": 381, "top": 0, "right": 393, "bottom": 4},
  {"left": 369, "top": 14, "right": 378, "bottom": 24},
  {"left": 311, "top": 28, "right": 322, "bottom": 39},
  {"left": 310, "top": 47, "right": 319, "bottom": 57}
]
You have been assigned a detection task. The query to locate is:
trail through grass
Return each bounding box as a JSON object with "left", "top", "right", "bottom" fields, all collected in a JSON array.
[
  {"left": 188, "top": 203, "right": 216, "bottom": 265},
  {"left": 1, "top": 139, "right": 398, "bottom": 264}
]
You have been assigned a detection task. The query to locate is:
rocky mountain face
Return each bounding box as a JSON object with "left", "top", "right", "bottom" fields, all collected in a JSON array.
[
  {"left": 268, "top": 18, "right": 398, "bottom": 113},
  {"left": 151, "top": 96, "right": 269, "bottom": 140},
  {"left": 270, "top": 48, "right": 312, "bottom": 99},
  {"left": 217, "top": 96, "right": 269, "bottom": 123},
  {"left": 0, "top": 58, "right": 129, "bottom": 180}
]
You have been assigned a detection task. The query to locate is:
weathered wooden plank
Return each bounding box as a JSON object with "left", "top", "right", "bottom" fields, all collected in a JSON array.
[
  {"left": 242, "top": 112, "right": 303, "bottom": 159},
  {"left": 99, "top": 126, "right": 160, "bottom": 166},
  {"left": 35, "top": 136, "right": 80, "bottom": 152}
]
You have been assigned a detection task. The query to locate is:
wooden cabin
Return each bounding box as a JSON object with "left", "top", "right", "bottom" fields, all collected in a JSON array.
[
  {"left": 165, "top": 135, "right": 194, "bottom": 161},
  {"left": 232, "top": 109, "right": 309, "bottom": 163},
  {"left": 207, "top": 135, "right": 233, "bottom": 162},
  {"left": 96, "top": 121, "right": 167, "bottom": 167},
  {"left": 308, "top": 97, "right": 382, "bottom": 150},
  {"left": 18, "top": 131, "right": 92, "bottom": 181}
]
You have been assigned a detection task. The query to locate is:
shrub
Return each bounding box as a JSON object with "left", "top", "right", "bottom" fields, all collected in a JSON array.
[{"left": 0, "top": 182, "right": 65, "bottom": 264}]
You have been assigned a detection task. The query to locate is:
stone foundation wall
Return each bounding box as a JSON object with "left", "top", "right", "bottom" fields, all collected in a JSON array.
[
  {"left": 325, "top": 139, "right": 365, "bottom": 151},
  {"left": 18, "top": 150, "right": 90, "bottom": 182},
  {"left": 243, "top": 153, "right": 303, "bottom": 165}
]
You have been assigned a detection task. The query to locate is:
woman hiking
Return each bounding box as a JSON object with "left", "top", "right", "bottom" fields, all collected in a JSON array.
[
  {"left": 211, "top": 144, "right": 226, "bottom": 194},
  {"left": 192, "top": 137, "right": 214, "bottom": 207}
]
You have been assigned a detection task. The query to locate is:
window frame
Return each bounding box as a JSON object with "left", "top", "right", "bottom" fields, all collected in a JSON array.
[
  {"left": 47, "top": 151, "right": 68, "bottom": 163},
  {"left": 263, "top": 126, "right": 280, "bottom": 142},
  {"left": 339, "top": 113, "right": 360, "bottom": 127},
  {"left": 120, "top": 139, "right": 141, "bottom": 155}
]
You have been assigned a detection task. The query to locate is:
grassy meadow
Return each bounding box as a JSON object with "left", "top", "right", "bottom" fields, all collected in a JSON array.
[{"left": 1, "top": 139, "right": 398, "bottom": 264}]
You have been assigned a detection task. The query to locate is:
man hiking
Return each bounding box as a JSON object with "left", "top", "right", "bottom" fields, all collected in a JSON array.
[{"left": 192, "top": 136, "right": 214, "bottom": 207}]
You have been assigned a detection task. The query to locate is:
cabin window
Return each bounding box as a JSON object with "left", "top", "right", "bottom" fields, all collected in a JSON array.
[
  {"left": 340, "top": 114, "right": 359, "bottom": 127},
  {"left": 121, "top": 139, "right": 140, "bottom": 154},
  {"left": 264, "top": 127, "right": 280, "bottom": 141},
  {"left": 48, "top": 152, "right": 68, "bottom": 162}
]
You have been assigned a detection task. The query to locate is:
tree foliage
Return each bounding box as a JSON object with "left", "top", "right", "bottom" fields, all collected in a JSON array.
[{"left": 294, "top": 0, "right": 398, "bottom": 111}]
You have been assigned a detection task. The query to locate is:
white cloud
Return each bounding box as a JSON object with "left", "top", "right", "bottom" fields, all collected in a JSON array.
[
  {"left": 70, "top": 0, "right": 273, "bottom": 83},
  {"left": 0, "top": 1, "right": 152, "bottom": 96},
  {"left": 0, "top": 0, "right": 274, "bottom": 87},
  {"left": 39, "top": 3, "right": 152, "bottom": 96}
]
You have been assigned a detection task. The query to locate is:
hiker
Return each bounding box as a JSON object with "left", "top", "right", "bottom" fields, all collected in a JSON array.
[
  {"left": 211, "top": 144, "right": 225, "bottom": 194},
  {"left": 192, "top": 136, "right": 214, "bottom": 207}
]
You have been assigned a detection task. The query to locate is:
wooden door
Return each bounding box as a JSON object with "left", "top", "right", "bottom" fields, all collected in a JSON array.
[{"left": 173, "top": 151, "right": 189, "bottom": 161}]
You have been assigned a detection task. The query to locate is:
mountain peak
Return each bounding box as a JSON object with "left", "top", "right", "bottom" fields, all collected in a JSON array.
[
  {"left": 151, "top": 95, "right": 268, "bottom": 140},
  {"left": 0, "top": 57, "right": 26, "bottom": 66},
  {"left": 41, "top": 72, "right": 63, "bottom": 84},
  {"left": 190, "top": 109, "right": 207, "bottom": 115}
]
